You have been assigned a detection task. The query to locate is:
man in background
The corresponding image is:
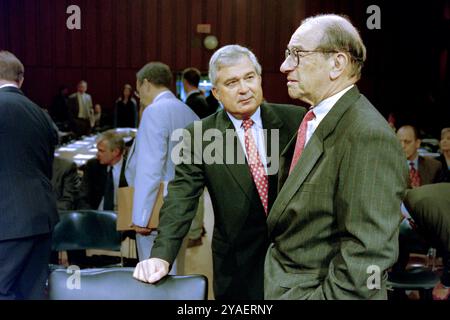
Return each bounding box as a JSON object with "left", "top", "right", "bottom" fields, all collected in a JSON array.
[
  {"left": 397, "top": 125, "right": 443, "bottom": 187},
  {"left": 182, "top": 67, "right": 216, "bottom": 119},
  {"left": 51, "top": 157, "right": 80, "bottom": 211},
  {"left": 404, "top": 183, "right": 450, "bottom": 300},
  {"left": 78, "top": 131, "right": 128, "bottom": 211},
  {"left": 131, "top": 62, "right": 199, "bottom": 273},
  {"left": 0, "top": 50, "right": 59, "bottom": 299},
  {"left": 68, "top": 80, "right": 94, "bottom": 137}
]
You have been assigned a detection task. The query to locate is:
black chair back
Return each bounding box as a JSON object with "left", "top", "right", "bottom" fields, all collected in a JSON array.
[
  {"left": 48, "top": 268, "right": 208, "bottom": 300},
  {"left": 52, "top": 210, "right": 122, "bottom": 251}
]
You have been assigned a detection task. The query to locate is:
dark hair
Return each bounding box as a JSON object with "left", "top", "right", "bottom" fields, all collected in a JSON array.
[
  {"left": 182, "top": 67, "right": 201, "bottom": 87},
  {"left": 136, "top": 62, "right": 172, "bottom": 88},
  {"left": 0, "top": 50, "right": 24, "bottom": 83}
]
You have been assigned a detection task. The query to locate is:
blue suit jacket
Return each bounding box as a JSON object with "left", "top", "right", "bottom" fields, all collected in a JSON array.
[
  {"left": 131, "top": 91, "right": 199, "bottom": 227},
  {"left": 0, "top": 86, "right": 59, "bottom": 241}
]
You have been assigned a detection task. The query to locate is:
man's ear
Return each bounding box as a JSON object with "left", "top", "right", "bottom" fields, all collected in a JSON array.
[
  {"left": 329, "top": 53, "right": 348, "bottom": 80},
  {"left": 415, "top": 139, "right": 422, "bottom": 150},
  {"left": 113, "top": 148, "right": 121, "bottom": 158},
  {"left": 212, "top": 87, "right": 220, "bottom": 102}
]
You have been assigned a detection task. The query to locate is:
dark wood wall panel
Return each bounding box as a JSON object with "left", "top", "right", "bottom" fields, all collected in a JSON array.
[
  {"left": 115, "top": 0, "right": 128, "bottom": 68},
  {"left": 130, "top": 0, "right": 143, "bottom": 69},
  {"left": 190, "top": 0, "right": 204, "bottom": 69},
  {"left": 174, "top": 0, "right": 189, "bottom": 71}
]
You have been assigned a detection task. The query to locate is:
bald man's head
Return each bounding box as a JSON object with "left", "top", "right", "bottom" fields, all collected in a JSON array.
[{"left": 397, "top": 125, "right": 421, "bottom": 160}]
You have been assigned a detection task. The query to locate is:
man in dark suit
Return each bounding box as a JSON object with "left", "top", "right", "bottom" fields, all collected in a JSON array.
[
  {"left": 78, "top": 131, "right": 128, "bottom": 211},
  {"left": 52, "top": 157, "right": 80, "bottom": 211},
  {"left": 73, "top": 131, "right": 127, "bottom": 266},
  {"left": 182, "top": 67, "right": 213, "bottom": 247},
  {"left": 0, "top": 51, "right": 59, "bottom": 299},
  {"left": 182, "top": 67, "right": 216, "bottom": 119},
  {"left": 133, "top": 45, "right": 306, "bottom": 299},
  {"left": 404, "top": 183, "right": 450, "bottom": 300},
  {"left": 265, "top": 14, "right": 407, "bottom": 299},
  {"left": 397, "top": 125, "right": 443, "bottom": 187}
]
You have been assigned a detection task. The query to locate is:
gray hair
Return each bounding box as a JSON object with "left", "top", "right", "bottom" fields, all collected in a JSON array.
[
  {"left": 302, "top": 14, "right": 367, "bottom": 80},
  {"left": 96, "top": 130, "right": 125, "bottom": 153},
  {"left": 208, "top": 45, "right": 262, "bottom": 86},
  {"left": 0, "top": 50, "right": 24, "bottom": 83}
]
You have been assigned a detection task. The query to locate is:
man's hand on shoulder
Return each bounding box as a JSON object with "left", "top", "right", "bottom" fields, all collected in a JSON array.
[{"left": 133, "top": 258, "right": 170, "bottom": 283}]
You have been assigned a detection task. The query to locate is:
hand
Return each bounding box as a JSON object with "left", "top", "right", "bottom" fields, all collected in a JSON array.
[
  {"left": 132, "top": 224, "right": 153, "bottom": 236},
  {"left": 133, "top": 258, "right": 170, "bottom": 284},
  {"left": 432, "top": 281, "right": 450, "bottom": 300}
]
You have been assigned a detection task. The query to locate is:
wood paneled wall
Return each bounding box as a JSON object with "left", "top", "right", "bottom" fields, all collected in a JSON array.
[{"left": 1, "top": 0, "right": 448, "bottom": 133}]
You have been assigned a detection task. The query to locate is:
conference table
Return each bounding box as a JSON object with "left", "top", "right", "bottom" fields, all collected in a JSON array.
[{"left": 54, "top": 128, "right": 137, "bottom": 167}]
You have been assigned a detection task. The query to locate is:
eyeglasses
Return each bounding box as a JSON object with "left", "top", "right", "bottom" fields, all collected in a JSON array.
[{"left": 284, "top": 48, "right": 339, "bottom": 67}]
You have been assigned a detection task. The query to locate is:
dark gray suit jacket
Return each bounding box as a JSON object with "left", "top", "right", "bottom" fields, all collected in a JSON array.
[
  {"left": 0, "top": 86, "right": 59, "bottom": 241},
  {"left": 265, "top": 86, "right": 408, "bottom": 299},
  {"left": 418, "top": 155, "right": 443, "bottom": 185},
  {"left": 52, "top": 157, "right": 80, "bottom": 211},
  {"left": 151, "top": 103, "right": 306, "bottom": 299}
]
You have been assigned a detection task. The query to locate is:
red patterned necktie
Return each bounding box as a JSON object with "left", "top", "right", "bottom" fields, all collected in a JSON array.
[
  {"left": 289, "top": 110, "right": 316, "bottom": 174},
  {"left": 242, "top": 119, "right": 269, "bottom": 215},
  {"left": 409, "top": 161, "right": 421, "bottom": 188}
]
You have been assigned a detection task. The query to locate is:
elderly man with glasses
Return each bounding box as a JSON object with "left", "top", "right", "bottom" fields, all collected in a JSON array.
[{"left": 264, "top": 14, "right": 408, "bottom": 300}]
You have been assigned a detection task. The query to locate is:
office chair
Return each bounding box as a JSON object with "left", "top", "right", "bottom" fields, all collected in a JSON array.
[
  {"left": 52, "top": 210, "right": 123, "bottom": 267},
  {"left": 47, "top": 268, "right": 208, "bottom": 300}
]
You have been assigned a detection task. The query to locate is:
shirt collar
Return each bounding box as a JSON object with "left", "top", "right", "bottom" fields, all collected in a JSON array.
[
  {"left": 226, "top": 107, "right": 263, "bottom": 130},
  {"left": 0, "top": 83, "right": 19, "bottom": 89},
  {"left": 407, "top": 156, "right": 419, "bottom": 169},
  {"left": 110, "top": 157, "right": 123, "bottom": 173},
  {"left": 310, "top": 85, "right": 354, "bottom": 120},
  {"left": 152, "top": 90, "right": 171, "bottom": 104}
]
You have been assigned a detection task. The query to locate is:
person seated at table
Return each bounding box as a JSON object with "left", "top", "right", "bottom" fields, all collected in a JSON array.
[
  {"left": 52, "top": 157, "right": 80, "bottom": 211},
  {"left": 397, "top": 125, "right": 444, "bottom": 188},
  {"left": 403, "top": 183, "right": 450, "bottom": 300},
  {"left": 50, "top": 157, "right": 81, "bottom": 265},
  {"left": 437, "top": 128, "right": 450, "bottom": 182},
  {"left": 71, "top": 131, "right": 129, "bottom": 267},
  {"left": 78, "top": 131, "right": 129, "bottom": 211}
]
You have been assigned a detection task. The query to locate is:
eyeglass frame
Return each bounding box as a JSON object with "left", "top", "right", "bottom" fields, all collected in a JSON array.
[{"left": 284, "top": 47, "right": 341, "bottom": 67}]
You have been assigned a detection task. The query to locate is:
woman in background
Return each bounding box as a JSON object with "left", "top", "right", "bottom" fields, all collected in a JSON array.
[
  {"left": 114, "top": 84, "right": 138, "bottom": 128},
  {"left": 438, "top": 128, "right": 450, "bottom": 182}
]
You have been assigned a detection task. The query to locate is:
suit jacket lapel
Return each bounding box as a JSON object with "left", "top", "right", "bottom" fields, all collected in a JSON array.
[
  {"left": 267, "top": 86, "right": 361, "bottom": 235},
  {"left": 214, "top": 103, "right": 286, "bottom": 208},
  {"left": 260, "top": 103, "right": 285, "bottom": 209},
  {"left": 214, "top": 110, "right": 255, "bottom": 202}
]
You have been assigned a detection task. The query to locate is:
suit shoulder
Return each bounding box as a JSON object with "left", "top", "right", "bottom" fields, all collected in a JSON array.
[
  {"left": 421, "top": 156, "right": 443, "bottom": 168},
  {"left": 264, "top": 103, "right": 306, "bottom": 126}
]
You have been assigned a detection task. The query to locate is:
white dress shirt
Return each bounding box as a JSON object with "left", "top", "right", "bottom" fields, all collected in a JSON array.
[
  {"left": 98, "top": 158, "right": 123, "bottom": 211},
  {"left": 0, "top": 84, "right": 18, "bottom": 89},
  {"left": 305, "top": 85, "right": 354, "bottom": 146},
  {"left": 227, "top": 107, "right": 268, "bottom": 174}
]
